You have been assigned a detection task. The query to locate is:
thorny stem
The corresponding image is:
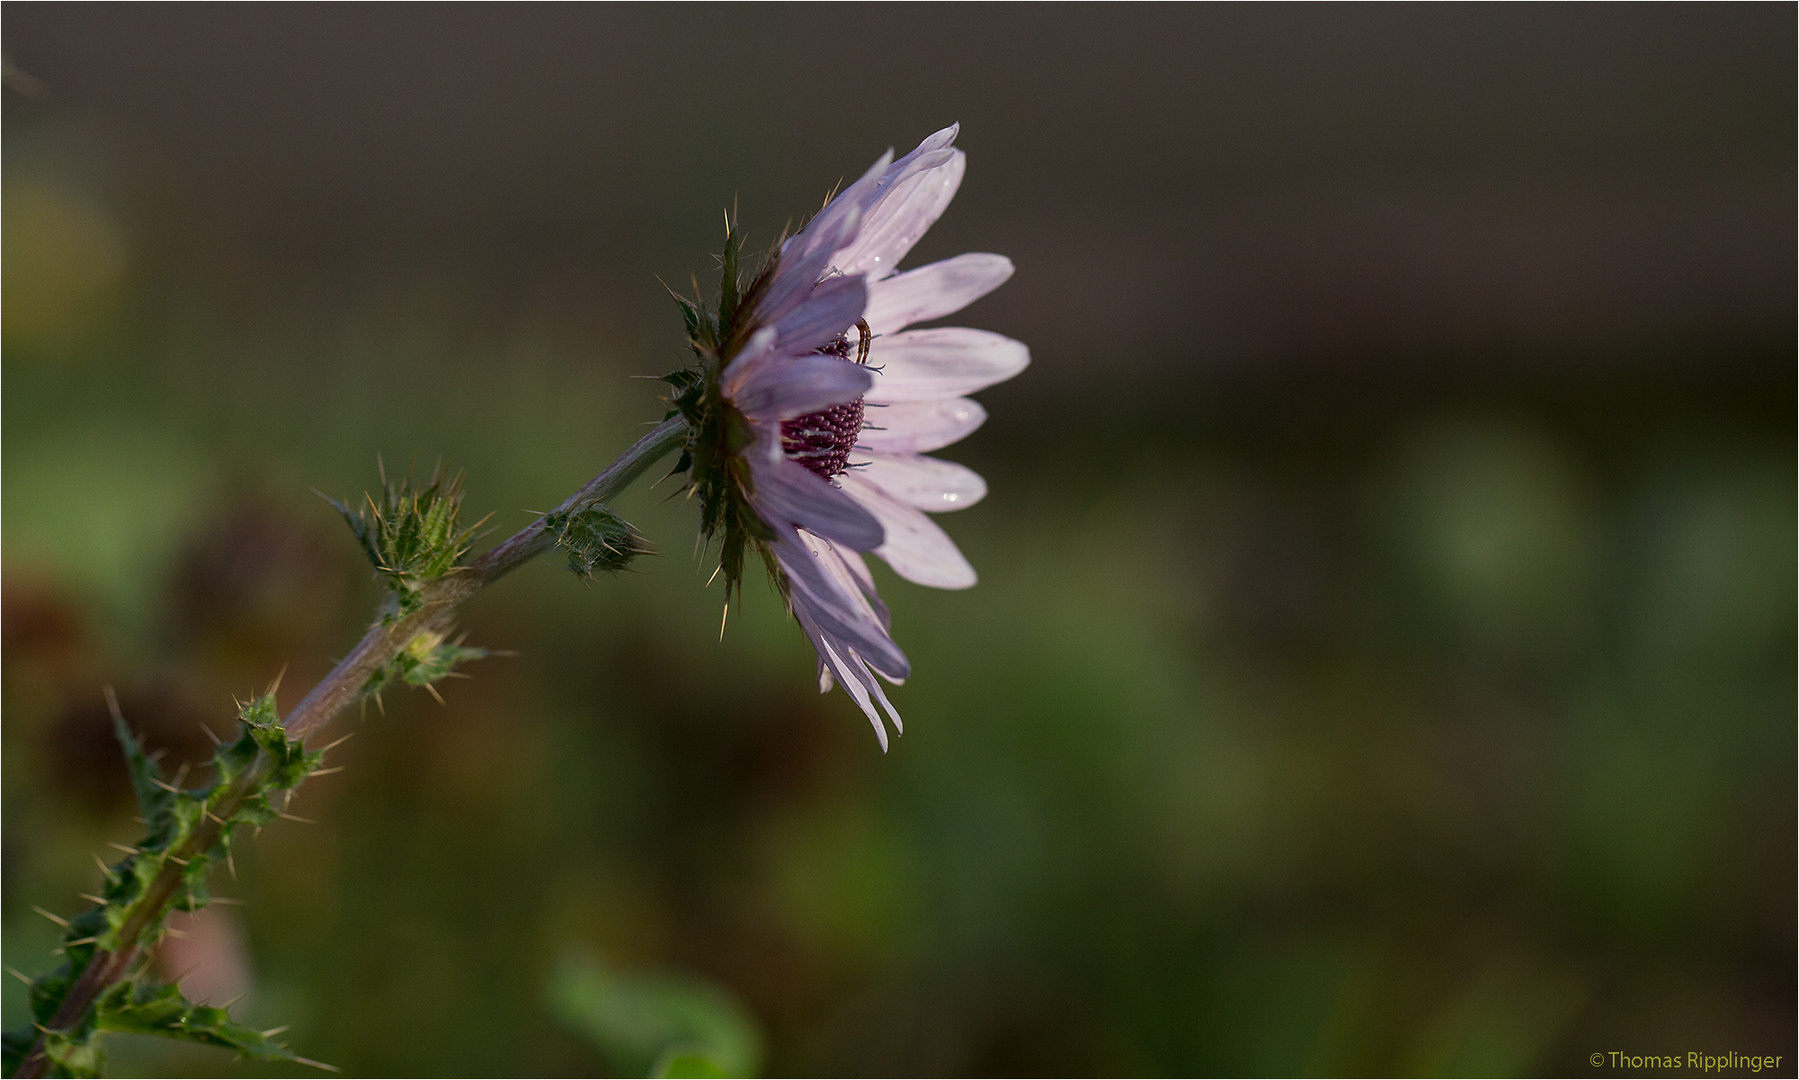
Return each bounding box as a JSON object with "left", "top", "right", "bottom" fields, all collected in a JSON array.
[{"left": 16, "top": 417, "right": 687, "bottom": 1078}]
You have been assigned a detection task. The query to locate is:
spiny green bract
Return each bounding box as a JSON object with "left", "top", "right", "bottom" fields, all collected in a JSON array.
[
  {"left": 325, "top": 463, "right": 485, "bottom": 615},
  {"left": 3, "top": 693, "right": 330, "bottom": 1077},
  {"left": 363, "top": 629, "right": 488, "bottom": 698},
  {"left": 662, "top": 217, "right": 784, "bottom": 604},
  {"left": 545, "top": 504, "right": 650, "bottom": 579}
]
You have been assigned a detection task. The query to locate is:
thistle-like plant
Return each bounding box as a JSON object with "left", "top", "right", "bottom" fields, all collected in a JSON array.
[{"left": 6, "top": 124, "right": 1019, "bottom": 1077}]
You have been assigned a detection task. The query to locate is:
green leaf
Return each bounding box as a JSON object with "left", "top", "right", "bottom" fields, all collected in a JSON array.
[
  {"left": 9, "top": 973, "right": 336, "bottom": 1077},
  {"left": 236, "top": 692, "right": 324, "bottom": 791},
  {"left": 94, "top": 981, "right": 327, "bottom": 1069},
  {"left": 110, "top": 701, "right": 172, "bottom": 828},
  {"left": 10, "top": 691, "right": 336, "bottom": 1077},
  {"left": 547, "top": 954, "right": 762, "bottom": 1079}
]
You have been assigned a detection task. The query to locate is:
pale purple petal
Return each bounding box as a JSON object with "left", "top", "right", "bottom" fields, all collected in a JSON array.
[
  {"left": 731, "top": 355, "right": 872, "bottom": 421},
  {"left": 783, "top": 148, "right": 892, "bottom": 266},
  {"left": 834, "top": 542, "right": 880, "bottom": 599},
  {"left": 780, "top": 547, "right": 879, "bottom": 653},
  {"left": 839, "top": 472, "right": 978, "bottom": 588},
  {"left": 763, "top": 143, "right": 900, "bottom": 320},
  {"left": 759, "top": 127, "right": 964, "bottom": 333},
  {"left": 759, "top": 171, "right": 878, "bottom": 326},
  {"left": 853, "top": 127, "right": 960, "bottom": 237},
  {"left": 792, "top": 579, "right": 906, "bottom": 681},
  {"left": 720, "top": 325, "right": 780, "bottom": 386},
  {"left": 857, "top": 397, "right": 988, "bottom": 453},
  {"left": 805, "top": 622, "right": 890, "bottom": 750},
  {"left": 863, "top": 253, "right": 1014, "bottom": 336},
  {"left": 771, "top": 273, "right": 867, "bottom": 355},
  {"left": 775, "top": 529, "right": 910, "bottom": 676},
  {"left": 862, "top": 663, "right": 903, "bottom": 727},
  {"left": 864, "top": 328, "right": 1030, "bottom": 404},
  {"left": 891, "top": 123, "right": 960, "bottom": 169},
  {"left": 795, "top": 561, "right": 892, "bottom": 669},
  {"left": 807, "top": 532, "right": 892, "bottom": 631},
  {"left": 835, "top": 637, "right": 905, "bottom": 732},
  {"left": 799, "top": 528, "right": 866, "bottom": 595},
  {"left": 854, "top": 452, "right": 988, "bottom": 513},
  {"left": 802, "top": 598, "right": 907, "bottom": 745},
  {"left": 835, "top": 150, "right": 966, "bottom": 281},
  {"left": 750, "top": 457, "right": 883, "bottom": 549}
]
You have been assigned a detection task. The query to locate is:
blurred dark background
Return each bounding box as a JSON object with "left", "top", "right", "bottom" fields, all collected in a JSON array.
[{"left": 3, "top": 6, "right": 1793, "bottom": 1077}]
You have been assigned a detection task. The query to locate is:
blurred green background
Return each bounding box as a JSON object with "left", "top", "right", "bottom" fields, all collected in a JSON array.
[{"left": 3, "top": 7, "right": 1793, "bottom": 1077}]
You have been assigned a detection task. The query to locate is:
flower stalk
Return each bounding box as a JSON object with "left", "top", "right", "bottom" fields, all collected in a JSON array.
[{"left": 10, "top": 417, "right": 687, "bottom": 1079}]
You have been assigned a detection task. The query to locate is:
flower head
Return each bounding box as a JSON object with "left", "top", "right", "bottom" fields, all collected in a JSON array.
[{"left": 667, "top": 125, "right": 1027, "bottom": 748}]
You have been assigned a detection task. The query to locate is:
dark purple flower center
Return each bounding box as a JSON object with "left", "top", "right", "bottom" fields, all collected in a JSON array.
[
  {"left": 781, "top": 398, "right": 864, "bottom": 480},
  {"left": 780, "top": 331, "right": 866, "bottom": 479}
]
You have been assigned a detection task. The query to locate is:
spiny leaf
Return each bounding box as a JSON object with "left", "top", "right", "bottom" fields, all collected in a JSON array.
[
  {"left": 13, "top": 691, "right": 334, "bottom": 1076},
  {"left": 109, "top": 695, "right": 172, "bottom": 829},
  {"left": 230, "top": 692, "right": 321, "bottom": 791},
  {"left": 94, "top": 981, "right": 330, "bottom": 1069}
]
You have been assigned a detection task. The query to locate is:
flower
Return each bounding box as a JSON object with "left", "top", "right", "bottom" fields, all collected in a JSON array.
[{"left": 668, "top": 124, "right": 1027, "bottom": 748}]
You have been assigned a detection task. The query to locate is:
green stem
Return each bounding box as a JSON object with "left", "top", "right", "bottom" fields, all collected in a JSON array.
[{"left": 14, "top": 416, "right": 687, "bottom": 1078}]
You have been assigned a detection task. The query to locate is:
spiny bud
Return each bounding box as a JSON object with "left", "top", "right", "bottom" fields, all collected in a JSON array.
[
  {"left": 323, "top": 462, "right": 487, "bottom": 614},
  {"left": 544, "top": 505, "right": 651, "bottom": 579},
  {"left": 363, "top": 629, "right": 487, "bottom": 698}
]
